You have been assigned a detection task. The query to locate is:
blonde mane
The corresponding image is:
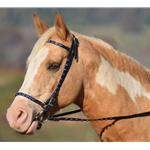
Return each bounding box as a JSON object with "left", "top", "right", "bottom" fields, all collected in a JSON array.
[
  {"left": 27, "top": 27, "right": 55, "bottom": 63},
  {"left": 74, "top": 32, "right": 150, "bottom": 87}
]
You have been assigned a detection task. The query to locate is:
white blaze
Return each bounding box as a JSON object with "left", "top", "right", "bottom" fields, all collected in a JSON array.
[
  {"left": 96, "top": 56, "right": 150, "bottom": 102},
  {"left": 19, "top": 46, "right": 49, "bottom": 93}
]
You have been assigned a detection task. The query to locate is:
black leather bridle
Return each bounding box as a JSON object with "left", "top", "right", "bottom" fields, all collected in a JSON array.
[{"left": 15, "top": 34, "right": 79, "bottom": 130}]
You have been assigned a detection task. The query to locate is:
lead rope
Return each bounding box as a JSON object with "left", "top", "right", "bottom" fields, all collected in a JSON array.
[{"left": 48, "top": 110, "right": 150, "bottom": 122}]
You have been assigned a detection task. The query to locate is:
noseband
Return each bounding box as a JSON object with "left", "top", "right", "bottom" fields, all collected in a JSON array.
[{"left": 15, "top": 34, "right": 79, "bottom": 130}]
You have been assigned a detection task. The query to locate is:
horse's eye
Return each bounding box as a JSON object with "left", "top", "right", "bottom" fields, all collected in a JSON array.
[{"left": 47, "top": 63, "right": 60, "bottom": 71}]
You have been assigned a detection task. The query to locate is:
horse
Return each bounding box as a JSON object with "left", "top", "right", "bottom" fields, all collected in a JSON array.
[{"left": 6, "top": 12, "right": 150, "bottom": 142}]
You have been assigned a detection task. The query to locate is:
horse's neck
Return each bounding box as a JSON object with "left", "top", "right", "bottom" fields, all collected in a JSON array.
[{"left": 79, "top": 34, "right": 150, "bottom": 131}]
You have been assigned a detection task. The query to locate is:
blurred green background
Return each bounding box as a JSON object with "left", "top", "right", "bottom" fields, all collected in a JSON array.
[{"left": 1, "top": 8, "right": 150, "bottom": 142}]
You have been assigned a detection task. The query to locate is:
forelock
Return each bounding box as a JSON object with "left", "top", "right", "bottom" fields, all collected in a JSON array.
[{"left": 27, "top": 27, "right": 55, "bottom": 64}]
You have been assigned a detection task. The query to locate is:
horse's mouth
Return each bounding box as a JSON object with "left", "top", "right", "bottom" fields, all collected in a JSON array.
[{"left": 19, "top": 121, "right": 38, "bottom": 135}]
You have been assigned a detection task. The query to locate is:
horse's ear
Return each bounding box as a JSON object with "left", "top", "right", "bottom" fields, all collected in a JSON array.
[
  {"left": 33, "top": 13, "right": 49, "bottom": 37},
  {"left": 55, "top": 12, "right": 70, "bottom": 40}
]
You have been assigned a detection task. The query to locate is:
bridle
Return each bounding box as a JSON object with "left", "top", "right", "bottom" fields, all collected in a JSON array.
[
  {"left": 15, "top": 34, "right": 79, "bottom": 130},
  {"left": 15, "top": 34, "right": 150, "bottom": 131}
]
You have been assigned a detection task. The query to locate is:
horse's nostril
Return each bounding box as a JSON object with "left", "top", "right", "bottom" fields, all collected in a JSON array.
[
  {"left": 17, "top": 110, "right": 23, "bottom": 119},
  {"left": 15, "top": 109, "right": 28, "bottom": 124}
]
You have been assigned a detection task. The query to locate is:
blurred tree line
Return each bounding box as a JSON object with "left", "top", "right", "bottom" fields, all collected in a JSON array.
[
  {"left": 0, "top": 8, "right": 150, "bottom": 69},
  {"left": 2, "top": 8, "right": 150, "bottom": 28}
]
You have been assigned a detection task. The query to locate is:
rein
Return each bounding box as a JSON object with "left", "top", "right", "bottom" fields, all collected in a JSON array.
[{"left": 48, "top": 109, "right": 150, "bottom": 122}]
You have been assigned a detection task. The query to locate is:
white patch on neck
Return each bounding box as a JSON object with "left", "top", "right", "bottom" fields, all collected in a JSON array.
[
  {"left": 96, "top": 56, "right": 150, "bottom": 102},
  {"left": 19, "top": 46, "right": 49, "bottom": 93}
]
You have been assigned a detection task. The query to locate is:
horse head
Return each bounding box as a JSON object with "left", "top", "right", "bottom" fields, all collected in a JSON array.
[{"left": 6, "top": 12, "right": 83, "bottom": 135}]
